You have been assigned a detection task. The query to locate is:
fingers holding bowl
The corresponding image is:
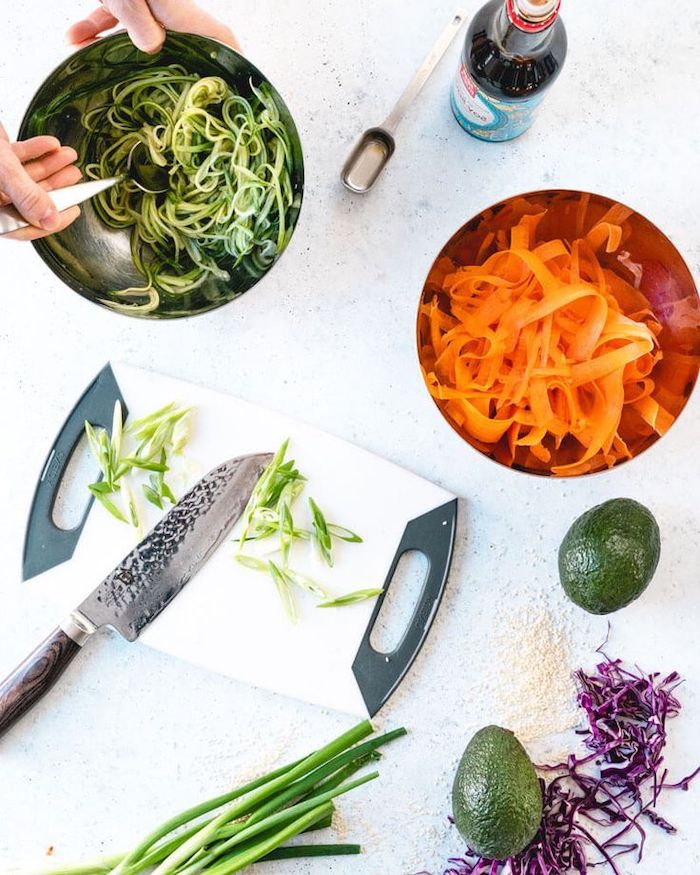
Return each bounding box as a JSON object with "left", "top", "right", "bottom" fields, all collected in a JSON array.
[
  {"left": 68, "top": 1, "right": 165, "bottom": 54},
  {"left": 65, "top": 6, "right": 120, "bottom": 46},
  {"left": 66, "top": 1, "right": 241, "bottom": 53},
  {"left": 148, "top": 0, "right": 241, "bottom": 51}
]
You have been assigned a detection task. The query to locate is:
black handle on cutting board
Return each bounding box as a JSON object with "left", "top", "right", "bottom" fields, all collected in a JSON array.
[
  {"left": 0, "top": 627, "right": 84, "bottom": 737},
  {"left": 352, "top": 498, "right": 458, "bottom": 717},
  {"left": 22, "top": 363, "right": 126, "bottom": 581}
]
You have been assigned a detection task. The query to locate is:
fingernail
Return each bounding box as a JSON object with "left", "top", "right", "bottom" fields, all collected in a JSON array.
[{"left": 40, "top": 208, "right": 60, "bottom": 230}]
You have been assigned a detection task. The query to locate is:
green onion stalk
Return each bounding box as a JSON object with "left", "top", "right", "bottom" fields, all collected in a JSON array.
[
  {"left": 81, "top": 67, "right": 296, "bottom": 313},
  {"left": 29, "top": 722, "right": 406, "bottom": 875}
]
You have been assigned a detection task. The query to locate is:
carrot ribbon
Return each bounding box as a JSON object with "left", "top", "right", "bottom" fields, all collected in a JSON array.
[{"left": 419, "top": 202, "right": 672, "bottom": 475}]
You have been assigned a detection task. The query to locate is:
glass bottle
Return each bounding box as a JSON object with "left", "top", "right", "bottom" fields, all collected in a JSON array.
[{"left": 451, "top": 0, "right": 567, "bottom": 141}]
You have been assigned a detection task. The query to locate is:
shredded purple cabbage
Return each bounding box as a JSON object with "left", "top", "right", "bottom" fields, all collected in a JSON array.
[{"left": 437, "top": 655, "right": 699, "bottom": 875}]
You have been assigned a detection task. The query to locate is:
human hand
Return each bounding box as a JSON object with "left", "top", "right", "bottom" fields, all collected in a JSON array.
[
  {"left": 67, "top": 0, "right": 240, "bottom": 54},
  {"left": 0, "top": 125, "right": 82, "bottom": 242}
]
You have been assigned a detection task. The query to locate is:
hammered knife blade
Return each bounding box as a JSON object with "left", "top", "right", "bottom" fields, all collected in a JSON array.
[{"left": 0, "top": 452, "right": 272, "bottom": 738}]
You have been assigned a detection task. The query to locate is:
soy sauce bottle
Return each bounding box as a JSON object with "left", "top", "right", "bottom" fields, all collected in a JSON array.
[{"left": 451, "top": 0, "right": 567, "bottom": 141}]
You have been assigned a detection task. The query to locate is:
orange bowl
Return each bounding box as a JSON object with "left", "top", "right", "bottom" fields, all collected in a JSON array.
[{"left": 416, "top": 190, "right": 700, "bottom": 477}]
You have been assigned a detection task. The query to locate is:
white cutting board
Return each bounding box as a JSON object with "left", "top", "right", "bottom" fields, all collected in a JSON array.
[{"left": 28, "top": 363, "right": 455, "bottom": 716}]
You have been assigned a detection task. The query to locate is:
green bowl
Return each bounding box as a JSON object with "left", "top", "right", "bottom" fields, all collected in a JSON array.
[{"left": 19, "top": 32, "right": 304, "bottom": 319}]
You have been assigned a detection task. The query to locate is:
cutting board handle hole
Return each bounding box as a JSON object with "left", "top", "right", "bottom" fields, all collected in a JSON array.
[
  {"left": 51, "top": 432, "right": 101, "bottom": 531},
  {"left": 369, "top": 549, "right": 428, "bottom": 654}
]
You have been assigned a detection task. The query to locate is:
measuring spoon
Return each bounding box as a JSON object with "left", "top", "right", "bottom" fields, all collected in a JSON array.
[{"left": 341, "top": 10, "right": 467, "bottom": 194}]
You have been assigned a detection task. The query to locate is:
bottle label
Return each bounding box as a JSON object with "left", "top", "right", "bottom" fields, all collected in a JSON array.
[{"left": 450, "top": 63, "right": 545, "bottom": 141}]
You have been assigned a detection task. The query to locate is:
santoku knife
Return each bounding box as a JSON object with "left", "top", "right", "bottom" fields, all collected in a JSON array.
[{"left": 0, "top": 451, "right": 272, "bottom": 738}]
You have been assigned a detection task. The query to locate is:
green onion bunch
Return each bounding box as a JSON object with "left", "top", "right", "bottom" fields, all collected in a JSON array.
[{"left": 35, "top": 722, "right": 405, "bottom": 875}]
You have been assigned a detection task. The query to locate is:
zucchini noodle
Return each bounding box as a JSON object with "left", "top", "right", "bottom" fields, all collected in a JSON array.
[{"left": 81, "top": 66, "right": 295, "bottom": 313}]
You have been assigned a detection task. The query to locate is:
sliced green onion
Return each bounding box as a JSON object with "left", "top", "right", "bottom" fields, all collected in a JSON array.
[
  {"left": 232, "top": 441, "right": 365, "bottom": 617},
  {"left": 308, "top": 497, "right": 334, "bottom": 566},
  {"left": 88, "top": 484, "right": 129, "bottom": 524},
  {"left": 84, "top": 403, "right": 192, "bottom": 528},
  {"left": 234, "top": 555, "right": 270, "bottom": 573},
  {"left": 268, "top": 560, "right": 298, "bottom": 623},
  {"left": 328, "top": 523, "right": 363, "bottom": 543},
  {"left": 281, "top": 567, "right": 329, "bottom": 600},
  {"left": 317, "top": 589, "right": 384, "bottom": 608},
  {"left": 110, "top": 401, "right": 124, "bottom": 461}
]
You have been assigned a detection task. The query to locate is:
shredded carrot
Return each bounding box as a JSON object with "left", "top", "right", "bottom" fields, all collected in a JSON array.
[{"left": 418, "top": 196, "right": 679, "bottom": 476}]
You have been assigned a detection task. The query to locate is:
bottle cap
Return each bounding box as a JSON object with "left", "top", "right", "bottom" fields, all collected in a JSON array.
[
  {"left": 517, "top": 0, "right": 558, "bottom": 17},
  {"left": 508, "top": 0, "right": 561, "bottom": 31}
]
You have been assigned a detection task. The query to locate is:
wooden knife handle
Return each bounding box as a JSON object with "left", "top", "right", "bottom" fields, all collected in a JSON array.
[{"left": 0, "top": 627, "right": 82, "bottom": 738}]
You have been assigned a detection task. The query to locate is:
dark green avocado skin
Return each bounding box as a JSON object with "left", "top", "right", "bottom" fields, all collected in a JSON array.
[
  {"left": 558, "top": 498, "right": 661, "bottom": 615},
  {"left": 452, "top": 726, "right": 543, "bottom": 860}
]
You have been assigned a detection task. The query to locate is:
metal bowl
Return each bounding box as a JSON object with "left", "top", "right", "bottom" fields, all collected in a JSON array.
[
  {"left": 19, "top": 32, "right": 304, "bottom": 319},
  {"left": 417, "top": 190, "right": 700, "bottom": 477}
]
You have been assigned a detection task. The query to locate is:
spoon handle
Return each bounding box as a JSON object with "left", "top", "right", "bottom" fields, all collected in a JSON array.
[
  {"left": 0, "top": 177, "right": 121, "bottom": 236},
  {"left": 382, "top": 10, "right": 467, "bottom": 134}
]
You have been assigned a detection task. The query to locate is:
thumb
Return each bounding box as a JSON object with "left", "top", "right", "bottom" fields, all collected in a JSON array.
[{"left": 106, "top": 0, "right": 165, "bottom": 53}]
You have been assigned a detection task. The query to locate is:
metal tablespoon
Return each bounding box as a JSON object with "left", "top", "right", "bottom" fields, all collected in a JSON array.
[
  {"left": 128, "top": 141, "right": 170, "bottom": 194},
  {"left": 0, "top": 139, "right": 174, "bottom": 237},
  {"left": 341, "top": 10, "right": 467, "bottom": 194}
]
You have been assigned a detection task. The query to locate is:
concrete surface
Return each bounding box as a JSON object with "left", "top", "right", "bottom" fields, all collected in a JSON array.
[{"left": 0, "top": 1, "right": 698, "bottom": 872}]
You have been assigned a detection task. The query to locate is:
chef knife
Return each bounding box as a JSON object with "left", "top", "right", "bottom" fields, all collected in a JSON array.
[{"left": 0, "top": 451, "right": 272, "bottom": 738}]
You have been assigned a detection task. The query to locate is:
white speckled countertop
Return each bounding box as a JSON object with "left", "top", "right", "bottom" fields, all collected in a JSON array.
[{"left": 0, "top": 1, "right": 698, "bottom": 872}]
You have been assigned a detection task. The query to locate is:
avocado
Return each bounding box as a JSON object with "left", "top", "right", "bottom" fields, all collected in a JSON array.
[
  {"left": 452, "top": 725, "right": 542, "bottom": 860},
  {"left": 558, "top": 498, "right": 660, "bottom": 615}
]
